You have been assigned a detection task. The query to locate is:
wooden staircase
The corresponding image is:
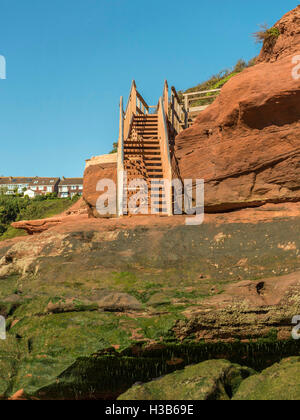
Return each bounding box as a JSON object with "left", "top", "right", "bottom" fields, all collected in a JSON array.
[
  {"left": 124, "top": 114, "right": 168, "bottom": 214},
  {"left": 117, "top": 80, "right": 188, "bottom": 217}
]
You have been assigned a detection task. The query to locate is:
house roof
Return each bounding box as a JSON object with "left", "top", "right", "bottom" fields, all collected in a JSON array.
[
  {"left": 59, "top": 178, "right": 83, "bottom": 186},
  {"left": 0, "top": 177, "right": 34, "bottom": 185},
  {"left": 29, "top": 178, "right": 60, "bottom": 186},
  {"left": 0, "top": 177, "right": 60, "bottom": 186}
]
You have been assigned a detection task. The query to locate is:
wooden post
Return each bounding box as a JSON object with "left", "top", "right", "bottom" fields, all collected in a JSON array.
[
  {"left": 185, "top": 95, "right": 189, "bottom": 115},
  {"left": 131, "top": 80, "right": 137, "bottom": 116},
  {"left": 117, "top": 96, "right": 124, "bottom": 217},
  {"left": 171, "top": 92, "right": 175, "bottom": 130},
  {"left": 157, "top": 97, "right": 173, "bottom": 216},
  {"left": 163, "top": 80, "right": 169, "bottom": 117}
]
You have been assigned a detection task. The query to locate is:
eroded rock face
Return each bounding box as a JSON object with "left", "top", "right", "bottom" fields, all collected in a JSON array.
[
  {"left": 175, "top": 6, "right": 300, "bottom": 211},
  {"left": 11, "top": 198, "right": 88, "bottom": 235},
  {"left": 12, "top": 218, "right": 63, "bottom": 235},
  {"left": 83, "top": 156, "right": 118, "bottom": 218},
  {"left": 172, "top": 272, "right": 300, "bottom": 342}
]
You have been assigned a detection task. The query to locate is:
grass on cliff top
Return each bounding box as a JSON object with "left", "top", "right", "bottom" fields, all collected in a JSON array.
[
  {"left": 16, "top": 197, "right": 79, "bottom": 221},
  {"left": 0, "top": 196, "right": 79, "bottom": 242},
  {"left": 181, "top": 58, "right": 256, "bottom": 93},
  {"left": 176, "top": 57, "right": 257, "bottom": 109}
]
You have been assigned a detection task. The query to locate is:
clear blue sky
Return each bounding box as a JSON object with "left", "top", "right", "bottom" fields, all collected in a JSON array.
[{"left": 0, "top": 0, "right": 298, "bottom": 177}]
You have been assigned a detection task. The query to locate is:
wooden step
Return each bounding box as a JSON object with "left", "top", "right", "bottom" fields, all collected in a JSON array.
[
  {"left": 134, "top": 115, "right": 158, "bottom": 119},
  {"left": 124, "top": 147, "right": 160, "bottom": 152},
  {"left": 145, "top": 163, "right": 162, "bottom": 168},
  {"left": 133, "top": 121, "right": 158, "bottom": 126},
  {"left": 144, "top": 157, "right": 162, "bottom": 161},
  {"left": 125, "top": 140, "right": 159, "bottom": 145},
  {"left": 124, "top": 152, "right": 161, "bottom": 157},
  {"left": 124, "top": 145, "right": 160, "bottom": 149},
  {"left": 134, "top": 130, "right": 158, "bottom": 134},
  {"left": 133, "top": 126, "right": 158, "bottom": 131},
  {"left": 134, "top": 132, "right": 158, "bottom": 137},
  {"left": 134, "top": 126, "right": 158, "bottom": 130}
]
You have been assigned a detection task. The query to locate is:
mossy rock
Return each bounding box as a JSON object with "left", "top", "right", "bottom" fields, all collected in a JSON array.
[
  {"left": 1, "top": 218, "right": 300, "bottom": 399},
  {"left": 118, "top": 359, "right": 255, "bottom": 401},
  {"left": 0, "top": 336, "right": 25, "bottom": 395},
  {"left": 233, "top": 357, "right": 300, "bottom": 400}
]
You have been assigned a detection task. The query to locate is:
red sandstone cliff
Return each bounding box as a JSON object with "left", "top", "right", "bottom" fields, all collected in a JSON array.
[
  {"left": 175, "top": 6, "right": 300, "bottom": 211},
  {"left": 83, "top": 154, "right": 118, "bottom": 218}
]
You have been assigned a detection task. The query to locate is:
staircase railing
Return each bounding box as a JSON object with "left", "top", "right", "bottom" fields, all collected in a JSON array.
[
  {"left": 157, "top": 96, "right": 173, "bottom": 216},
  {"left": 123, "top": 80, "right": 158, "bottom": 139},
  {"left": 170, "top": 86, "right": 188, "bottom": 134},
  {"left": 119, "top": 80, "right": 177, "bottom": 216},
  {"left": 123, "top": 81, "right": 137, "bottom": 142},
  {"left": 136, "top": 90, "right": 149, "bottom": 115},
  {"left": 117, "top": 96, "right": 125, "bottom": 216},
  {"left": 163, "top": 80, "right": 169, "bottom": 117},
  {"left": 182, "top": 88, "right": 221, "bottom": 112}
]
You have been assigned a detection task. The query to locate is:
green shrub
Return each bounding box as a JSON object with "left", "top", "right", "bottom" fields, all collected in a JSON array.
[
  {"left": 0, "top": 223, "right": 6, "bottom": 235},
  {"left": 17, "top": 199, "right": 75, "bottom": 221},
  {"left": 110, "top": 142, "right": 118, "bottom": 154},
  {"left": 180, "top": 57, "right": 256, "bottom": 106},
  {"left": 253, "top": 25, "right": 280, "bottom": 45},
  {"left": 0, "top": 196, "right": 77, "bottom": 241}
]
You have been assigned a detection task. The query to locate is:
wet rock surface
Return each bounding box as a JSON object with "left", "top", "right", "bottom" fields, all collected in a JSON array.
[
  {"left": 233, "top": 357, "right": 300, "bottom": 400},
  {"left": 118, "top": 360, "right": 255, "bottom": 401},
  {"left": 0, "top": 213, "right": 299, "bottom": 399}
]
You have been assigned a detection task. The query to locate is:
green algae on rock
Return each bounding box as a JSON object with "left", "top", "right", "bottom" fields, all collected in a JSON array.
[
  {"left": 0, "top": 217, "right": 300, "bottom": 399},
  {"left": 118, "top": 359, "right": 255, "bottom": 400},
  {"left": 233, "top": 357, "right": 300, "bottom": 400}
]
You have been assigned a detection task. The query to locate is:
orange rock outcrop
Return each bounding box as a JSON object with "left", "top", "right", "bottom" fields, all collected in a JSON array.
[{"left": 175, "top": 6, "right": 300, "bottom": 211}]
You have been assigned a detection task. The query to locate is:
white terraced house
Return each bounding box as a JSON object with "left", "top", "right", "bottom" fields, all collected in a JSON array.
[
  {"left": 58, "top": 177, "right": 83, "bottom": 198},
  {"left": 0, "top": 177, "right": 33, "bottom": 195}
]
